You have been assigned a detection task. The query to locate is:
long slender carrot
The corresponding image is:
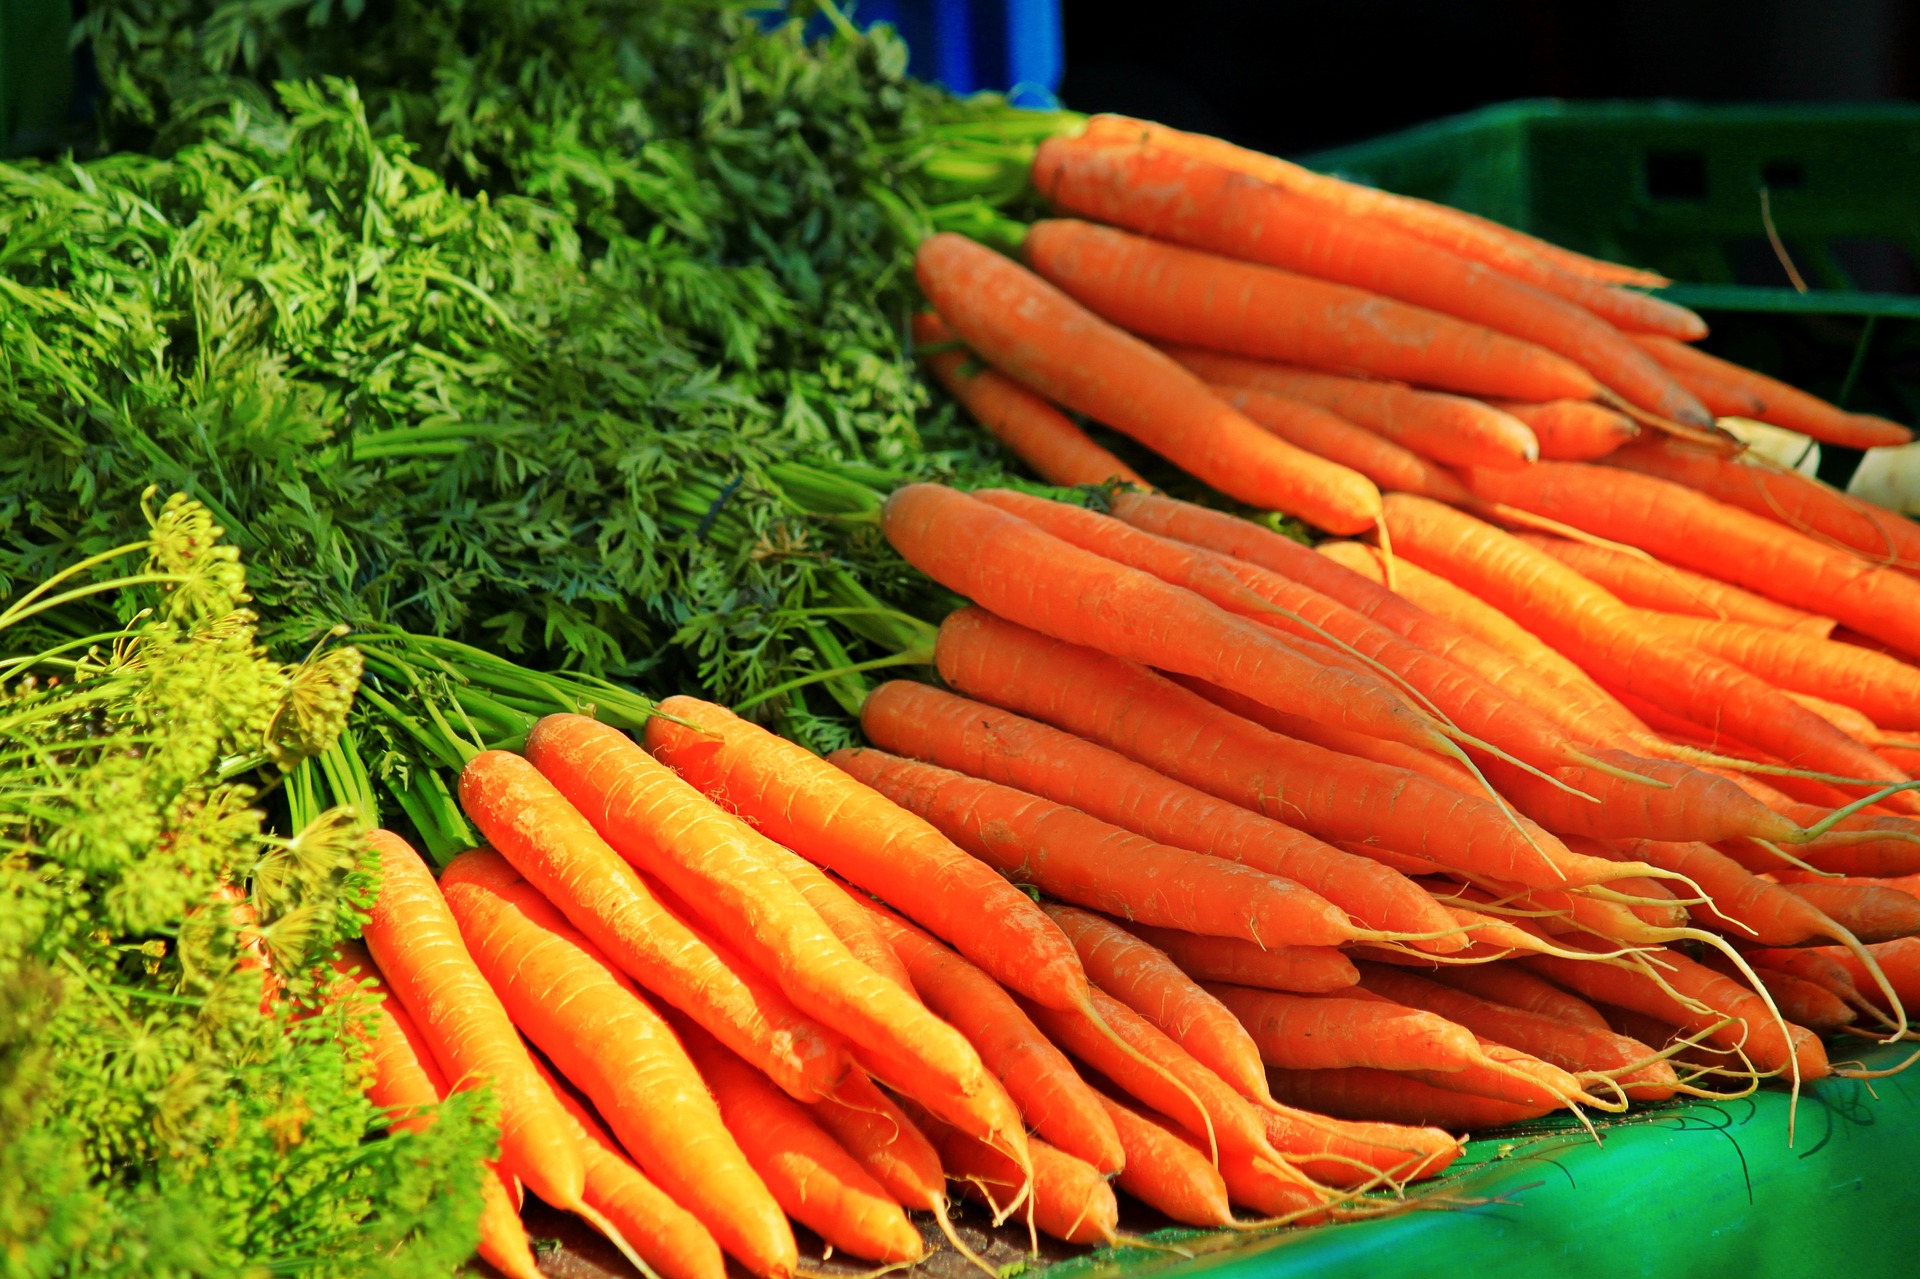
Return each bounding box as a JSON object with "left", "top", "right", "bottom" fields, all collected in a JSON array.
[
  {"left": 1265, "top": 1068, "right": 1554, "bottom": 1129},
  {"left": 1428, "top": 964, "right": 1612, "bottom": 1031},
  {"left": 1170, "top": 346, "right": 1539, "bottom": 473},
  {"left": 1698, "top": 960, "right": 1858, "bottom": 1034},
  {"left": 914, "top": 231, "right": 1382, "bottom": 531},
  {"left": 1461, "top": 460, "right": 1920, "bottom": 662},
  {"left": 850, "top": 893, "right": 1121, "bottom": 1174},
  {"left": 1516, "top": 534, "right": 1835, "bottom": 635},
  {"left": 1078, "top": 115, "right": 1682, "bottom": 300},
  {"left": 458, "top": 749, "right": 850, "bottom": 1101},
  {"left": 907, "top": 1105, "right": 1121, "bottom": 1247},
  {"left": 523, "top": 713, "right": 986, "bottom": 1101},
  {"left": 361, "top": 829, "right": 586, "bottom": 1212},
  {"left": 1748, "top": 947, "right": 1882, "bottom": 1013},
  {"left": 882, "top": 484, "right": 1453, "bottom": 756},
  {"left": 1492, "top": 399, "right": 1641, "bottom": 461},
  {"left": 765, "top": 849, "right": 916, "bottom": 997},
  {"left": 1808, "top": 938, "right": 1920, "bottom": 1011},
  {"left": 1025, "top": 218, "right": 1604, "bottom": 404},
  {"left": 913, "top": 312, "right": 1144, "bottom": 488},
  {"left": 1209, "top": 380, "right": 1487, "bottom": 495},
  {"left": 858, "top": 680, "right": 1455, "bottom": 938},
  {"left": 1608, "top": 436, "right": 1920, "bottom": 570},
  {"left": 1095, "top": 1094, "right": 1235, "bottom": 1226},
  {"left": 440, "top": 850, "right": 794, "bottom": 1277},
  {"left": 1122, "top": 923, "right": 1359, "bottom": 994},
  {"left": 530, "top": 1056, "right": 729, "bottom": 1279},
  {"left": 1778, "top": 881, "right": 1920, "bottom": 944},
  {"left": 831, "top": 747, "right": 1358, "bottom": 947},
  {"left": 806, "top": 1071, "right": 946, "bottom": 1213},
  {"left": 1205, "top": 984, "right": 1483, "bottom": 1074},
  {"left": 671, "top": 1016, "right": 925, "bottom": 1264},
  {"left": 1631, "top": 334, "right": 1912, "bottom": 449},
  {"left": 1033, "top": 137, "right": 1709, "bottom": 424},
  {"left": 932, "top": 607, "right": 1673, "bottom": 891},
  {"left": 1258, "top": 1107, "right": 1461, "bottom": 1187}
]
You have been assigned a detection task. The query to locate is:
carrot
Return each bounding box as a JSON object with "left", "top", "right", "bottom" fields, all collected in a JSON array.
[
  {"left": 1258, "top": 1107, "right": 1461, "bottom": 1187},
  {"left": 1122, "top": 923, "right": 1358, "bottom": 994},
  {"left": 1747, "top": 947, "right": 1883, "bottom": 1014},
  {"left": 671, "top": 1016, "right": 925, "bottom": 1264},
  {"left": 1778, "top": 881, "right": 1920, "bottom": 944},
  {"left": 850, "top": 894, "right": 1121, "bottom": 1174},
  {"left": 1626, "top": 337, "right": 1768, "bottom": 419},
  {"left": 1025, "top": 218, "right": 1604, "bottom": 404},
  {"left": 806, "top": 1071, "right": 947, "bottom": 1213},
  {"left": 1208, "top": 380, "right": 1485, "bottom": 496},
  {"left": 439, "top": 849, "right": 795, "bottom": 1277},
  {"left": 857, "top": 680, "right": 1455, "bottom": 937},
  {"left": 524, "top": 713, "right": 987, "bottom": 1103},
  {"left": 1078, "top": 115, "right": 1682, "bottom": 302},
  {"left": 914, "top": 232, "right": 1381, "bottom": 531},
  {"left": 1205, "top": 984, "right": 1483, "bottom": 1074},
  {"left": 1461, "top": 460, "right": 1920, "bottom": 663},
  {"left": 1170, "top": 346, "right": 1540, "bottom": 473},
  {"left": 882, "top": 484, "right": 1452, "bottom": 756},
  {"left": 913, "top": 312, "right": 1144, "bottom": 488},
  {"left": 1213, "top": 1147, "right": 1331, "bottom": 1220},
  {"left": 458, "top": 749, "right": 850, "bottom": 1101},
  {"left": 1265, "top": 1068, "right": 1554, "bottom": 1130},
  {"left": 1094, "top": 1094, "right": 1234, "bottom": 1226},
  {"left": 329, "top": 945, "right": 543, "bottom": 1279},
  {"left": 908, "top": 1105, "right": 1120, "bottom": 1247},
  {"left": 530, "top": 1056, "right": 729, "bottom": 1279},
  {"left": 1516, "top": 534, "right": 1836, "bottom": 635},
  {"left": 1492, "top": 400, "right": 1641, "bottom": 461},
  {"left": 1808, "top": 938, "right": 1920, "bottom": 1012},
  {"left": 361, "top": 829, "right": 586, "bottom": 1212},
  {"left": 1032, "top": 137, "right": 1709, "bottom": 425},
  {"left": 831, "top": 746, "right": 1357, "bottom": 947},
  {"left": 1630, "top": 334, "right": 1913, "bottom": 449},
  {"left": 1702, "top": 962, "right": 1857, "bottom": 1034},
  {"left": 1608, "top": 436, "right": 1920, "bottom": 570},
  {"left": 932, "top": 607, "right": 1673, "bottom": 891},
  {"left": 1427, "top": 963, "right": 1612, "bottom": 1031},
  {"left": 767, "top": 851, "right": 916, "bottom": 998},
  {"left": 1382, "top": 492, "right": 1920, "bottom": 809},
  {"left": 1792, "top": 691, "right": 1889, "bottom": 743}
]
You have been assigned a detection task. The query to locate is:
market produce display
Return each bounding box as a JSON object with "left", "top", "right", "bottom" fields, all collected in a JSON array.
[{"left": 8, "top": 2, "right": 1920, "bottom": 1277}]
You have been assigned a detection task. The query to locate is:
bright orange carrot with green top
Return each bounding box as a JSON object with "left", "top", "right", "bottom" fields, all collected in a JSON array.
[
  {"left": 914, "top": 232, "right": 1381, "bottom": 531},
  {"left": 441, "top": 850, "right": 795, "bottom": 1277},
  {"left": 362, "top": 829, "right": 587, "bottom": 1213},
  {"left": 1033, "top": 137, "right": 1709, "bottom": 425},
  {"left": 913, "top": 312, "right": 1144, "bottom": 488},
  {"left": 1096, "top": 1093, "right": 1235, "bottom": 1226},
  {"left": 458, "top": 749, "right": 850, "bottom": 1101},
  {"left": 1025, "top": 219, "right": 1605, "bottom": 404},
  {"left": 1170, "top": 346, "right": 1541, "bottom": 472},
  {"left": 1631, "top": 334, "right": 1912, "bottom": 448},
  {"left": 1516, "top": 534, "right": 1835, "bottom": 635},
  {"left": 1122, "top": 923, "right": 1359, "bottom": 994},
  {"left": 1208, "top": 380, "right": 1486, "bottom": 495},
  {"left": 523, "top": 713, "right": 986, "bottom": 1101},
  {"left": 831, "top": 746, "right": 1358, "bottom": 947},
  {"left": 881, "top": 484, "right": 1454, "bottom": 756},
  {"left": 1492, "top": 399, "right": 1641, "bottom": 460},
  {"left": 858, "top": 680, "right": 1455, "bottom": 938}
]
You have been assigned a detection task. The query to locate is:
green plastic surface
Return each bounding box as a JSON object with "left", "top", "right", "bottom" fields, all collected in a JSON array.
[{"left": 1054, "top": 1039, "right": 1920, "bottom": 1279}]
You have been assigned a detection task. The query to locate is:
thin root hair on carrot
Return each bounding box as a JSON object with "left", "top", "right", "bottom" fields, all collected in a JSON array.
[{"left": 1078, "top": 995, "right": 1220, "bottom": 1167}]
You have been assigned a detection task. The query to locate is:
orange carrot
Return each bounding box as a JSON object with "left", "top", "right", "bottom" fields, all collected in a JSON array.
[
  {"left": 1171, "top": 346, "right": 1540, "bottom": 472},
  {"left": 913, "top": 312, "right": 1144, "bottom": 488},
  {"left": 908, "top": 1105, "right": 1121, "bottom": 1247},
  {"left": 1209, "top": 380, "right": 1485, "bottom": 495},
  {"left": 1206, "top": 984, "right": 1484, "bottom": 1074},
  {"left": 1748, "top": 946, "right": 1883, "bottom": 1012},
  {"left": 1697, "top": 961, "right": 1857, "bottom": 1034},
  {"left": 1258, "top": 1107, "right": 1461, "bottom": 1186},
  {"left": 1428, "top": 964, "right": 1612, "bottom": 1032},
  {"left": 914, "top": 231, "right": 1381, "bottom": 531},
  {"left": 361, "top": 829, "right": 586, "bottom": 1212},
  {"left": 1492, "top": 399, "right": 1640, "bottom": 461},
  {"left": 530, "top": 1056, "right": 729, "bottom": 1279},
  {"left": 857, "top": 680, "right": 1455, "bottom": 938},
  {"left": 1265, "top": 1068, "right": 1553, "bottom": 1129},
  {"left": 671, "top": 1016, "right": 925, "bottom": 1264},
  {"left": 458, "top": 749, "right": 850, "bottom": 1101},
  {"left": 766, "top": 851, "right": 916, "bottom": 998},
  {"left": 806, "top": 1071, "right": 947, "bottom": 1214},
  {"left": 881, "top": 484, "right": 1452, "bottom": 755},
  {"left": 1032, "top": 137, "right": 1709, "bottom": 424},
  {"left": 1631, "top": 334, "right": 1912, "bottom": 448},
  {"left": 1122, "top": 923, "right": 1359, "bottom": 994},
  {"left": 1778, "top": 881, "right": 1920, "bottom": 945},
  {"left": 1025, "top": 218, "right": 1605, "bottom": 404},
  {"left": 1095, "top": 1093, "right": 1234, "bottom": 1226},
  {"left": 523, "top": 713, "right": 986, "bottom": 1101},
  {"left": 1808, "top": 938, "right": 1920, "bottom": 1012},
  {"left": 850, "top": 894, "right": 1120, "bottom": 1174},
  {"left": 1516, "top": 534, "right": 1835, "bottom": 635},
  {"left": 440, "top": 849, "right": 794, "bottom": 1277}
]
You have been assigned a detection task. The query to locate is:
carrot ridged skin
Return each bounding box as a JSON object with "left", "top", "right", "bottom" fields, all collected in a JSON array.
[
  {"left": 851, "top": 894, "right": 1120, "bottom": 1174},
  {"left": 1173, "top": 346, "right": 1537, "bottom": 473},
  {"left": 882, "top": 484, "right": 1449, "bottom": 755},
  {"left": 1748, "top": 947, "right": 1880, "bottom": 1009},
  {"left": 767, "top": 851, "right": 917, "bottom": 997},
  {"left": 440, "top": 850, "right": 795, "bottom": 1278},
  {"left": 1778, "top": 881, "right": 1920, "bottom": 945},
  {"left": 1266, "top": 1068, "right": 1554, "bottom": 1130},
  {"left": 458, "top": 749, "right": 849, "bottom": 1101},
  {"left": 831, "top": 746, "right": 1354, "bottom": 946},
  {"left": 858, "top": 680, "right": 1452, "bottom": 937},
  {"left": 908, "top": 1107, "right": 1121, "bottom": 1247},
  {"left": 1122, "top": 923, "right": 1359, "bottom": 994},
  {"left": 1460, "top": 461, "right": 1920, "bottom": 664},
  {"left": 1095, "top": 1094, "right": 1235, "bottom": 1226},
  {"left": 1205, "top": 984, "right": 1482, "bottom": 1074},
  {"left": 1429, "top": 964, "right": 1612, "bottom": 1032},
  {"left": 1518, "top": 534, "right": 1833, "bottom": 635},
  {"left": 1210, "top": 381, "right": 1482, "bottom": 497},
  {"left": 1032, "top": 138, "right": 1706, "bottom": 424},
  {"left": 1486, "top": 749, "right": 1806, "bottom": 845},
  {"left": 1025, "top": 218, "right": 1603, "bottom": 404},
  {"left": 1491, "top": 399, "right": 1640, "bottom": 461},
  {"left": 914, "top": 231, "right": 1381, "bottom": 531},
  {"left": 672, "top": 1017, "right": 925, "bottom": 1264},
  {"left": 806, "top": 1071, "right": 947, "bottom": 1212},
  {"left": 525, "top": 712, "right": 986, "bottom": 1099},
  {"left": 1807, "top": 938, "right": 1920, "bottom": 1012},
  {"left": 1721, "top": 964, "right": 1858, "bottom": 1033},
  {"left": 932, "top": 607, "right": 1633, "bottom": 891},
  {"left": 913, "top": 312, "right": 1144, "bottom": 488},
  {"left": 361, "top": 829, "right": 587, "bottom": 1213},
  {"left": 1631, "top": 334, "right": 1912, "bottom": 448},
  {"left": 531, "top": 1056, "right": 728, "bottom": 1279}
]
